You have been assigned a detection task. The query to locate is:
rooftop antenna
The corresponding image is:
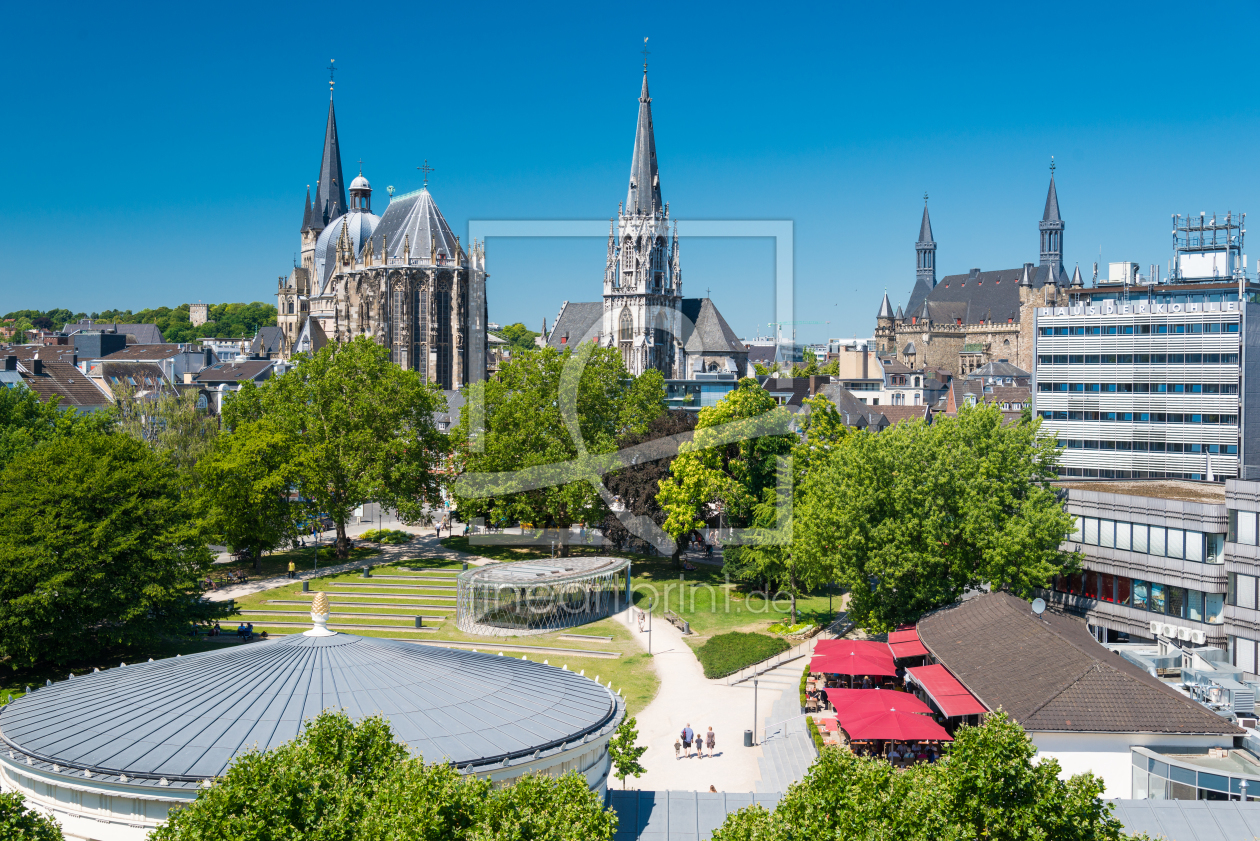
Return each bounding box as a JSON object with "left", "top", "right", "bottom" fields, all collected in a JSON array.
[
  {"left": 418, "top": 160, "right": 434, "bottom": 188},
  {"left": 642, "top": 37, "right": 650, "bottom": 73},
  {"left": 1031, "top": 597, "right": 1047, "bottom": 622},
  {"left": 327, "top": 59, "right": 336, "bottom": 98}
]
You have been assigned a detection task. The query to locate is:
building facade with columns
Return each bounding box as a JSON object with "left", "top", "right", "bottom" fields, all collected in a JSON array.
[
  {"left": 276, "top": 96, "right": 487, "bottom": 389},
  {"left": 874, "top": 172, "right": 1077, "bottom": 378}
]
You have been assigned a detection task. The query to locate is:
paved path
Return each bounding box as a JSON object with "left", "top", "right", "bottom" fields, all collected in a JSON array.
[
  {"left": 620, "top": 607, "right": 814, "bottom": 793},
  {"left": 756, "top": 674, "right": 817, "bottom": 793}
]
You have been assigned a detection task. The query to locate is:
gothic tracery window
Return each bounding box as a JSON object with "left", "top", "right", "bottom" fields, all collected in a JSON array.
[{"left": 619, "top": 310, "right": 633, "bottom": 342}]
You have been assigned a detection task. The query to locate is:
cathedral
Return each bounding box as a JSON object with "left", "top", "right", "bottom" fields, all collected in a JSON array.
[
  {"left": 275, "top": 92, "right": 488, "bottom": 388},
  {"left": 874, "top": 167, "right": 1077, "bottom": 377},
  {"left": 547, "top": 71, "right": 747, "bottom": 379}
]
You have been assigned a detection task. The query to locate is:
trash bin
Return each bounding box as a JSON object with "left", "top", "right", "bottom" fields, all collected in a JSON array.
[
  {"left": 415, "top": 616, "right": 423, "bottom": 628},
  {"left": 302, "top": 581, "right": 309, "bottom": 592},
  {"left": 744, "top": 729, "right": 753, "bottom": 747},
  {"left": 362, "top": 566, "right": 370, "bottom": 578}
]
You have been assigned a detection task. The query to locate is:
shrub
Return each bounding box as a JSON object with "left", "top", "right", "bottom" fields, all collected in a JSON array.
[
  {"left": 694, "top": 632, "right": 790, "bottom": 679},
  {"left": 360, "top": 528, "right": 413, "bottom": 545},
  {"left": 805, "top": 715, "right": 825, "bottom": 755},
  {"left": 799, "top": 663, "right": 810, "bottom": 710},
  {"left": 0, "top": 791, "right": 64, "bottom": 841}
]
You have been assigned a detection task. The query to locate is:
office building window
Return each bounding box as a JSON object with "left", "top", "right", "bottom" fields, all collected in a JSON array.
[{"left": 1230, "top": 510, "right": 1259, "bottom": 545}]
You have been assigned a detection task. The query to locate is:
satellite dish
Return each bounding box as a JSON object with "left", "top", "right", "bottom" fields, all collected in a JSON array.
[{"left": 1031, "top": 598, "right": 1047, "bottom": 616}]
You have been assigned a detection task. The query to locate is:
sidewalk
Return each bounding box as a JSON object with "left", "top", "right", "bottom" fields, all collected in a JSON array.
[{"left": 620, "top": 606, "right": 809, "bottom": 793}]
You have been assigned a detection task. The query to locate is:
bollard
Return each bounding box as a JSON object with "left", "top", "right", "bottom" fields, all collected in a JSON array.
[
  {"left": 463, "top": 561, "right": 468, "bottom": 571},
  {"left": 415, "top": 616, "right": 423, "bottom": 628},
  {"left": 744, "top": 729, "right": 753, "bottom": 747},
  {"left": 302, "top": 580, "right": 309, "bottom": 592},
  {"left": 362, "top": 566, "right": 370, "bottom": 578}
]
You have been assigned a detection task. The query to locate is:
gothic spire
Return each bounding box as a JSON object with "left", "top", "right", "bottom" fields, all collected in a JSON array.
[
  {"left": 313, "top": 99, "right": 347, "bottom": 229},
  {"left": 918, "top": 203, "right": 934, "bottom": 243},
  {"left": 877, "top": 291, "right": 895, "bottom": 319},
  {"left": 1039, "top": 160, "right": 1065, "bottom": 272},
  {"left": 300, "top": 185, "right": 313, "bottom": 232},
  {"left": 1043, "top": 168, "right": 1062, "bottom": 223},
  {"left": 915, "top": 195, "right": 937, "bottom": 288},
  {"left": 626, "top": 73, "right": 662, "bottom": 215}
]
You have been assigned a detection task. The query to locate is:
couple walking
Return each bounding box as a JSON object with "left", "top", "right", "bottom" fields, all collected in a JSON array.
[{"left": 675, "top": 723, "right": 716, "bottom": 758}]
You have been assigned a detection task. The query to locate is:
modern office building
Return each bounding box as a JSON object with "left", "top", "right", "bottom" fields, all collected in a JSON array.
[{"left": 1034, "top": 212, "right": 1260, "bottom": 482}]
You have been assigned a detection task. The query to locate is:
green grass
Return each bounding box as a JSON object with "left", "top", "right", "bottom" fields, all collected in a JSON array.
[
  {"left": 768, "top": 621, "right": 817, "bottom": 635},
  {"left": 693, "top": 631, "right": 790, "bottom": 679},
  {"left": 212, "top": 544, "right": 379, "bottom": 583}
]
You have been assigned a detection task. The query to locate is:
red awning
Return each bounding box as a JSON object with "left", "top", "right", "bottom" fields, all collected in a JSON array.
[
  {"left": 887, "top": 629, "right": 919, "bottom": 645},
  {"left": 811, "top": 641, "right": 899, "bottom": 677},
  {"left": 905, "top": 664, "right": 988, "bottom": 718},
  {"left": 889, "top": 639, "right": 929, "bottom": 658},
  {"left": 840, "top": 709, "right": 953, "bottom": 742},
  {"left": 825, "top": 688, "right": 933, "bottom": 719}
]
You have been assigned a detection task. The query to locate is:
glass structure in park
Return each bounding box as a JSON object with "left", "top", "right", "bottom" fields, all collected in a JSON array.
[{"left": 456, "top": 557, "right": 631, "bottom": 636}]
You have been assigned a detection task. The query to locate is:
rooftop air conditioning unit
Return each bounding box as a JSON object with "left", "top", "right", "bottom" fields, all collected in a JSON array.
[
  {"left": 1150, "top": 621, "right": 1163, "bottom": 637},
  {"left": 1191, "top": 630, "right": 1207, "bottom": 645},
  {"left": 1162, "top": 623, "right": 1178, "bottom": 638},
  {"left": 1177, "top": 627, "right": 1193, "bottom": 641}
]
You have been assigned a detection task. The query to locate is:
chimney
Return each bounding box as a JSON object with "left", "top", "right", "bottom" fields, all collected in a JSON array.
[
  {"left": 183, "top": 372, "right": 193, "bottom": 384},
  {"left": 3, "top": 356, "right": 15, "bottom": 371},
  {"left": 31, "top": 359, "right": 43, "bottom": 376}
]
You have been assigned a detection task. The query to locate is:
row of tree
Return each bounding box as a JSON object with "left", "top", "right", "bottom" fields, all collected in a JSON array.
[{"left": 1, "top": 302, "right": 278, "bottom": 343}]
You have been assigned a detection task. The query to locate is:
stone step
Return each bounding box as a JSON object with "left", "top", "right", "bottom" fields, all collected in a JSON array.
[
  {"left": 240, "top": 609, "right": 447, "bottom": 621},
  {"left": 266, "top": 599, "right": 454, "bottom": 611},
  {"left": 326, "top": 581, "right": 456, "bottom": 591},
  {"left": 305, "top": 591, "right": 455, "bottom": 600},
  {"left": 244, "top": 620, "right": 439, "bottom": 633}
]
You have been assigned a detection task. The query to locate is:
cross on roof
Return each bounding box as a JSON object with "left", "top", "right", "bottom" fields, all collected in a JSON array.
[
  {"left": 358, "top": 158, "right": 363, "bottom": 174},
  {"left": 924, "top": 191, "right": 929, "bottom": 205},
  {"left": 642, "top": 37, "right": 650, "bottom": 72},
  {"left": 327, "top": 59, "right": 336, "bottom": 94},
  {"left": 1050, "top": 155, "right": 1055, "bottom": 173},
  {"left": 418, "top": 160, "right": 434, "bottom": 187}
]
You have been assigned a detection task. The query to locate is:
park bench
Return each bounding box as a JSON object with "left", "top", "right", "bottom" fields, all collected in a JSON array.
[{"left": 664, "top": 609, "right": 691, "bottom": 635}]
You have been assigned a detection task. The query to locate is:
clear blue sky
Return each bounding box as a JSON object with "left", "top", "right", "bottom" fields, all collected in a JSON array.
[{"left": 4, "top": 1, "right": 1259, "bottom": 344}]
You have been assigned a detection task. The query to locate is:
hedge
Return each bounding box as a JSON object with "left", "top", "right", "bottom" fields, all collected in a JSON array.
[{"left": 694, "top": 632, "right": 790, "bottom": 679}]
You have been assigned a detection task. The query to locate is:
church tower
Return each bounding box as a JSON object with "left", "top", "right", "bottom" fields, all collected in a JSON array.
[
  {"left": 1039, "top": 160, "right": 1064, "bottom": 279},
  {"left": 602, "top": 70, "right": 682, "bottom": 377},
  {"left": 916, "top": 199, "right": 936, "bottom": 288}
]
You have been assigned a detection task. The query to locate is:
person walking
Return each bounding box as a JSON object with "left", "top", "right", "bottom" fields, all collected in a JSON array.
[
  {"left": 706, "top": 726, "right": 716, "bottom": 757},
  {"left": 682, "top": 724, "right": 694, "bottom": 758},
  {"left": 288, "top": 560, "right": 296, "bottom": 579},
  {"left": 674, "top": 737, "right": 682, "bottom": 759}
]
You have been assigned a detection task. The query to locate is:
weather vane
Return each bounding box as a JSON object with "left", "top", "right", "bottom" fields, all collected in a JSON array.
[
  {"left": 642, "top": 37, "right": 649, "bottom": 72},
  {"left": 924, "top": 191, "right": 929, "bottom": 205},
  {"left": 1050, "top": 155, "right": 1055, "bottom": 173},
  {"left": 327, "top": 59, "right": 336, "bottom": 96},
  {"left": 418, "top": 160, "right": 434, "bottom": 187}
]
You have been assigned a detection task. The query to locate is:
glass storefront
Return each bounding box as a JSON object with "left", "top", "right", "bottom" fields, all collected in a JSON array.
[{"left": 1133, "top": 751, "right": 1259, "bottom": 801}]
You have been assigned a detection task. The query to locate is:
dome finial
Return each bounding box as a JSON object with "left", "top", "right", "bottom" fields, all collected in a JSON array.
[{"left": 305, "top": 591, "right": 335, "bottom": 636}]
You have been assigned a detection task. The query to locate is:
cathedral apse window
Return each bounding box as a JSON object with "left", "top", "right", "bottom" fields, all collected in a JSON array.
[{"left": 619, "top": 310, "right": 633, "bottom": 342}]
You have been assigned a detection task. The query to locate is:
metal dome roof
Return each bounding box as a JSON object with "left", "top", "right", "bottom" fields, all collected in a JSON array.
[
  {"left": 0, "top": 633, "right": 618, "bottom": 788},
  {"left": 349, "top": 174, "right": 371, "bottom": 191},
  {"left": 313, "top": 209, "right": 380, "bottom": 291}
]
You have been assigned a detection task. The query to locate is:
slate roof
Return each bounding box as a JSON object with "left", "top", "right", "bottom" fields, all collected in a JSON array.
[
  {"left": 99, "top": 362, "right": 170, "bottom": 394},
  {"left": 878, "top": 404, "right": 931, "bottom": 426},
  {"left": 1043, "top": 174, "right": 1062, "bottom": 223},
  {"left": 967, "top": 360, "right": 1031, "bottom": 381},
  {"left": 680, "top": 298, "right": 744, "bottom": 355},
  {"left": 1112, "top": 799, "right": 1260, "bottom": 841},
  {"left": 96, "top": 344, "right": 184, "bottom": 362},
  {"left": 817, "top": 383, "right": 889, "bottom": 430},
  {"left": 193, "top": 360, "right": 274, "bottom": 383},
  {"left": 312, "top": 98, "right": 347, "bottom": 229},
  {"left": 314, "top": 209, "right": 380, "bottom": 290},
  {"left": 918, "top": 205, "right": 934, "bottom": 243},
  {"left": 626, "top": 74, "right": 663, "bottom": 215},
  {"left": 746, "top": 345, "right": 777, "bottom": 366},
  {"left": 906, "top": 261, "right": 1069, "bottom": 326},
  {"left": 64, "top": 320, "right": 164, "bottom": 344},
  {"left": 877, "top": 292, "right": 894, "bottom": 319},
  {"left": 903, "top": 277, "right": 933, "bottom": 320},
  {"left": 18, "top": 360, "right": 111, "bottom": 411},
  {"left": 0, "top": 344, "right": 77, "bottom": 364},
  {"left": 609, "top": 790, "right": 784, "bottom": 841},
  {"left": 0, "top": 632, "right": 621, "bottom": 787},
  {"left": 546, "top": 302, "right": 603, "bottom": 349},
  {"left": 917, "top": 591, "right": 1242, "bottom": 735},
  {"left": 362, "top": 187, "right": 460, "bottom": 273},
  {"left": 250, "top": 326, "right": 285, "bottom": 357}
]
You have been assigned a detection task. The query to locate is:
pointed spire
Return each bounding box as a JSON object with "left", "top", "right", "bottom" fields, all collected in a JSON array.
[
  {"left": 877, "top": 291, "right": 895, "bottom": 319},
  {"left": 626, "top": 73, "right": 663, "bottom": 215},
  {"left": 1043, "top": 161, "right": 1061, "bottom": 223},
  {"left": 313, "top": 99, "right": 348, "bottom": 229},
  {"left": 300, "top": 185, "right": 313, "bottom": 232},
  {"left": 1019, "top": 264, "right": 1033, "bottom": 287},
  {"left": 918, "top": 200, "right": 934, "bottom": 243},
  {"left": 1071, "top": 264, "right": 1084, "bottom": 288}
]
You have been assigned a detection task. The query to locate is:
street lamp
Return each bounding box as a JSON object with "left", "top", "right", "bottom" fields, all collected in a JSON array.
[
  {"left": 1242, "top": 779, "right": 1249, "bottom": 802},
  {"left": 647, "top": 597, "right": 654, "bottom": 655},
  {"left": 753, "top": 678, "right": 759, "bottom": 746}
]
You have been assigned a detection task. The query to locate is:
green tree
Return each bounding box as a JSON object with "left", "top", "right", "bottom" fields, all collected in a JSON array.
[
  {"left": 112, "top": 384, "right": 218, "bottom": 487},
  {"left": 0, "top": 384, "right": 111, "bottom": 472},
  {"left": 607, "top": 716, "right": 648, "bottom": 790},
  {"left": 0, "top": 791, "right": 63, "bottom": 841},
  {"left": 0, "top": 433, "right": 218, "bottom": 667},
  {"left": 497, "top": 322, "right": 541, "bottom": 353},
  {"left": 600, "top": 410, "right": 696, "bottom": 554},
  {"left": 155, "top": 709, "right": 618, "bottom": 841},
  {"left": 198, "top": 418, "right": 302, "bottom": 572},
  {"left": 451, "top": 345, "right": 663, "bottom": 555},
  {"left": 712, "top": 712, "right": 1125, "bottom": 841},
  {"left": 223, "top": 335, "right": 447, "bottom": 558},
  {"left": 794, "top": 403, "right": 1075, "bottom": 631},
  {"left": 657, "top": 379, "right": 794, "bottom": 565}
]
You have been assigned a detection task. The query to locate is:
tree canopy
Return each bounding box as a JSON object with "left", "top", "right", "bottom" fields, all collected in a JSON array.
[
  {"left": 600, "top": 410, "right": 695, "bottom": 555},
  {"left": 223, "top": 335, "right": 447, "bottom": 558},
  {"left": 794, "top": 403, "right": 1075, "bottom": 631},
  {"left": 0, "top": 791, "right": 63, "bottom": 841},
  {"left": 450, "top": 345, "right": 664, "bottom": 553},
  {"left": 0, "top": 432, "right": 219, "bottom": 666},
  {"left": 0, "top": 383, "right": 110, "bottom": 473},
  {"left": 495, "top": 322, "right": 541, "bottom": 353},
  {"left": 712, "top": 712, "right": 1125, "bottom": 841},
  {"left": 152, "top": 709, "right": 617, "bottom": 841}
]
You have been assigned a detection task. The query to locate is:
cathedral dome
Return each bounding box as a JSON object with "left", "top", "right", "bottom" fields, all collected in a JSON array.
[
  {"left": 349, "top": 174, "right": 371, "bottom": 191},
  {"left": 313, "top": 208, "right": 380, "bottom": 290}
]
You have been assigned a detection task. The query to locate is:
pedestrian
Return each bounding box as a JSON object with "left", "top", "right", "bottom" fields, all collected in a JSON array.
[
  {"left": 709, "top": 785, "right": 717, "bottom": 793},
  {"left": 706, "top": 726, "right": 716, "bottom": 756},
  {"left": 674, "top": 737, "right": 682, "bottom": 759},
  {"left": 682, "top": 724, "right": 694, "bottom": 757},
  {"left": 288, "top": 560, "right": 296, "bottom": 579}
]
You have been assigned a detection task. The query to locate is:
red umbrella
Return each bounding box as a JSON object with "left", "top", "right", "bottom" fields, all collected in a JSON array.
[
  {"left": 810, "top": 641, "right": 898, "bottom": 677},
  {"left": 815, "top": 639, "right": 893, "bottom": 657},
  {"left": 840, "top": 709, "right": 953, "bottom": 742},
  {"left": 825, "top": 688, "right": 933, "bottom": 718}
]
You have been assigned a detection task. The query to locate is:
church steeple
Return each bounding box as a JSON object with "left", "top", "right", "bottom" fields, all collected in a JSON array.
[
  {"left": 916, "top": 194, "right": 937, "bottom": 288},
  {"left": 1039, "top": 159, "right": 1064, "bottom": 278},
  {"left": 626, "top": 73, "right": 662, "bottom": 216},
  {"left": 312, "top": 98, "right": 348, "bottom": 230},
  {"left": 300, "top": 185, "right": 313, "bottom": 232}
]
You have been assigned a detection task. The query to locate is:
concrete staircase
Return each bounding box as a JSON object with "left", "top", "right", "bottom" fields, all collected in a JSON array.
[{"left": 755, "top": 665, "right": 817, "bottom": 793}]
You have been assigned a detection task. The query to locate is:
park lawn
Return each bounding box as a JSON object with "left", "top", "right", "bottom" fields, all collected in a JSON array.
[
  {"left": 440, "top": 536, "right": 656, "bottom": 565},
  {"left": 210, "top": 544, "right": 380, "bottom": 583},
  {"left": 627, "top": 556, "right": 840, "bottom": 644}
]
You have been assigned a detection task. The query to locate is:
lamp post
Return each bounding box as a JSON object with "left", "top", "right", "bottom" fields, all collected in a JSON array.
[
  {"left": 753, "top": 678, "right": 759, "bottom": 746},
  {"left": 647, "top": 597, "right": 654, "bottom": 655}
]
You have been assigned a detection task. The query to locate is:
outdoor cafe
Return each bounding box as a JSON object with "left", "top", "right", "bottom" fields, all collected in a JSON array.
[{"left": 806, "top": 631, "right": 984, "bottom": 766}]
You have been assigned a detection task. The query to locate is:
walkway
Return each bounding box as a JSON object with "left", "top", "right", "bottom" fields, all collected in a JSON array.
[
  {"left": 621, "top": 607, "right": 816, "bottom": 793},
  {"left": 756, "top": 676, "right": 816, "bottom": 793}
]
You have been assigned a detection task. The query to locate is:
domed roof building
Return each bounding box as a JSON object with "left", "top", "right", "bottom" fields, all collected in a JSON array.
[{"left": 0, "top": 612, "right": 624, "bottom": 841}]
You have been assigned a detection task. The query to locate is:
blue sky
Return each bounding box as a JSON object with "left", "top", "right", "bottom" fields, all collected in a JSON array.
[{"left": 3, "top": 1, "right": 1259, "bottom": 343}]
